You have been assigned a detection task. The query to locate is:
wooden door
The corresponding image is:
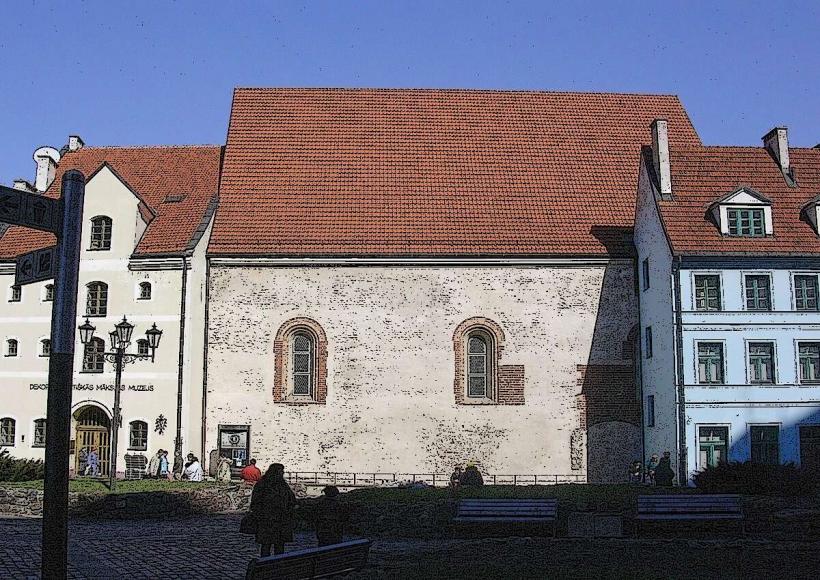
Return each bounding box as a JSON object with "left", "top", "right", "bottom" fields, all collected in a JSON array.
[{"left": 74, "top": 407, "right": 111, "bottom": 477}]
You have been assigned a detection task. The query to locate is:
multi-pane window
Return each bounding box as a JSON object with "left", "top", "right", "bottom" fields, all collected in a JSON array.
[
  {"left": 33, "top": 419, "right": 46, "bottom": 447},
  {"left": 699, "top": 426, "right": 728, "bottom": 468},
  {"left": 748, "top": 342, "right": 775, "bottom": 384},
  {"left": 467, "top": 333, "right": 490, "bottom": 398},
  {"left": 138, "top": 282, "right": 152, "bottom": 301},
  {"left": 9, "top": 285, "right": 21, "bottom": 302},
  {"left": 745, "top": 275, "right": 772, "bottom": 311},
  {"left": 645, "top": 326, "right": 653, "bottom": 359},
  {"left": 291, "top": 333, "right": 313, "bottom": 396},
  {"left": 44, "top": 284, "right": 54, "bottom": 302},
  {"left": 129, "top": 421, "right": 148, "bottom": 450},
  {"left": 750, "top": 425, "right": 779, "bottom": 465},
  {"left": 697, "top": 343, "right": 724, "bottom": 384},
  {"left": 0, "top": 418, "right": 15, "bottom": 446},
  {"left": 694, "top": 275, "right": 722, "bottom": 311},
  {"left": 86, "top": 282, "right": 108, "bottom": 317},
  {"left": 798, "top": 343, "right": 820, "bottom": 384},
  {"left": 136, "top": 339, "right": 149, "bottom": 357},
  {"left": 82, "top": 337, "right": 105, "bottom": 373},
  {"left": 795, "top": 275, "right": 819, "bottom": 311},
  {"left": 727, "top": 208, "right": 765, "bottom": 236},
  {"left": 6, "top": 339, "right": 18, "bottom": 357},
  {"left": 646, "top": 395, "right": 655, "bottom": 427},
  {"left": 40, "top": 339, "right": 51, "bottom": 357},
  {"left": 642, "top": 258, "right": 650, "bottom": 291},
  {"left": 89, "top": 216, "right": 112, "bottom": 250}
]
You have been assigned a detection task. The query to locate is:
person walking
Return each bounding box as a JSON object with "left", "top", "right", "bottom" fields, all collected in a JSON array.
[
  {"left": 654, "top": 451, "right": 675, "bottom": 487},
  {"left": 147, "top": 450, "right": 163, "bottom": 479},
  {"left": 315, "top": 485, "right": 347, "bottom": 547},
  {"left": 240, "top": 458, "right": 263, "bottom": 483},
  {"left": 250, "top": 463, "right": 296, "bottom": 556},
  {"left": 86, "top": 447, "right": 100, "bottom": 477}
]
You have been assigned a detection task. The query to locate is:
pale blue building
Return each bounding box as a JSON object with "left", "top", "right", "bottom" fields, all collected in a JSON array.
[{"left": 635, "top": 122, "right": 820, "bottom": 483}]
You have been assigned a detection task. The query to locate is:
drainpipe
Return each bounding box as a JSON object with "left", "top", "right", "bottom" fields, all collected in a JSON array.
[
  {"left": 173, "top": 255, "right": 189, "bottom": 475},
  {"left": 672, "top": 256, "right": 688, "bottom": 485},
  {"left": 635, "top": 260, "right": 646, "bottom": 479},
  {"left": 200, "top": 257, "right": 210, "bottom": 463}
]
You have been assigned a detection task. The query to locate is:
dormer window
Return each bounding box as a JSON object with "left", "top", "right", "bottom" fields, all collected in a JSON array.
[{"left": 709, "top": 187, "right": 773, "bottom": 237}]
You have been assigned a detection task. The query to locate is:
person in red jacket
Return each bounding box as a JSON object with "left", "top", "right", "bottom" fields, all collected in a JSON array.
[{"left": 240, "top": 458, "right": 263, "bottom": 483}]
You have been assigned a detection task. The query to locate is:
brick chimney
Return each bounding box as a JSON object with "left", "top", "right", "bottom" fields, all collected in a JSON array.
[
  {"left": 650, "top": 119, "right": 672, "bottom": 196},
  {"left": 13, "top": 179, "right": 36, "bottom": 193},
  {"left": 68, "top": 135, "right": 85, "bottom": 152},
  {"left": 762, "top": 126, "right": 796, "bottom": 187},
  {"left": 33, "top": 146, "right": 61, "bottom": 192}
]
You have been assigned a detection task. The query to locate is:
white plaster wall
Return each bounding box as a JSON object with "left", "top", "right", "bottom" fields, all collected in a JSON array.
[{"left": 206, "top": 261, "right": 637, "bottom": 476}]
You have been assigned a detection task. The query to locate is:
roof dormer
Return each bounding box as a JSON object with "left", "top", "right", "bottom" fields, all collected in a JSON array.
[
  {"left": 800, "top": 195, "right": 820, "bottom": 236},
  {"left": 708, "top": 187, "right": 773, "bottom": 237}
]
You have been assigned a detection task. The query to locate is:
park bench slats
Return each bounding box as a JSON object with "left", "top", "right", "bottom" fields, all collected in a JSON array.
[
  {"left": 245, "top": 538, "right": 371, "bottom": 580},
  {"left": 636, "top": 495, "right": 744, "bottom": 537},
  {"left": 454, "top": 499, "right": 558, "bottom": 537}
]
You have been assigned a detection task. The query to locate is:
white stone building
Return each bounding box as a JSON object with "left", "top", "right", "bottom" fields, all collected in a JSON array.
[
  {"left": 203, "top": 88, "right": 702, "bottom": 482},
  {"left": 0, "top": 141, "right": 220, "bottom": 476}
]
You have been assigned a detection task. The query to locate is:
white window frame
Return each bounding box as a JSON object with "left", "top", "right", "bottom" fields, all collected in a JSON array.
[
  {"left": 135, "top": 279, "right": 154, "bottom": 302},
  {"left": 791, "top": 272, "right": 820, "bottom": 312},
  {"left": 127, "top": 419, "right": 149, "bottom": 451},
  {"left": 42, "top": 283, "right": 55, "bottom": 302},
  {"left": 694, "top": 339, "right": 727, "bottom": 385},
  {"left": 0, "top": 416, "right": 17, "bottom": 447},
  {"left": 465, "top": 328, "right": 496, "bottom": 401},
  {"left": 795, "top": 339, "right": 820, "bottom": 385},
  {"left": 741, "top": 271, "right": 774, "bottom": 311},
  {"left": 286, "top": 329, "right": 317, "bottom": 400},
  {"left": 38, "top": 336, "right": 51, "bottom": 358},
  {"left": 5, "top": 336, "right": 20, "bottom": 357},
  {"left": 695, "top": 423, "right": 732, "bottom": 471},
  {"left": 719, "top": 203, "right": 773, "bottom": 236},
  {"left": 31, "top": 418, "right": 47, "bottom": 448},
  {"left": 690, "top": 271, "right": 724, "bottom": 312},
  {"left": 744, "top": 339, "right": 778, "bottom": 385}
]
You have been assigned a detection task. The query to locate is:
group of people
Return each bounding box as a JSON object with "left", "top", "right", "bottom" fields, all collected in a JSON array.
[
  {"left": 247, "top": 462, "right": 347, "bottom": 557},
  {"left": 449, "top": 463, "right": 485, "bottom": 489},
  {"left": 146, "top": 449, "right": 172, "bottom": 479},
  {"left": 629, "top": 451, "right": 675, "bottom": 486},
  {"left": 77, "top": 447, "right": 100, "bottom": 477}
]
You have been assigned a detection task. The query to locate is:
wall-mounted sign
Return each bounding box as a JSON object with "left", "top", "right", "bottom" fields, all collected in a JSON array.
[{"left": 29, "top": 383, "right": 155, "bottom": 392}]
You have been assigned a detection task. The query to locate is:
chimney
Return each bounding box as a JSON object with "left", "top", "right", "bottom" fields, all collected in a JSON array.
[
  {"left": 33, "top": 146, "right": 61, "bottom": 192},
  {"left": 13, "top": 179, "right": 36, "bottom": 193},
  {"left": 68, "top": 135, "right": 85, "bottom": 152},
  {"left": 763, "top": 126, "right": 790, "bottom": 174},
  {"left": 650, "top": 119, "right": 672, "bottom": 196}
]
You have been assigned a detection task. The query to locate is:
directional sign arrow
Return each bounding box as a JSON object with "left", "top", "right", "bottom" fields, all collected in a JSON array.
[
  {"left": 0, "top": 184, "right": 61, "bottom": 233},
  {"left": 15, "top": 245, "right": 57, "bottom": 285}
]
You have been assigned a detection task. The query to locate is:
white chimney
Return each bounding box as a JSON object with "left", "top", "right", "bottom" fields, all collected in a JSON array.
[
  {"left": 651, "top": 119, "right": 672, "bottom": 196},
  {"left": 33, "top": 146, "right": 61, "bottom": 192},
  {"left": 68, "top": 135, "right": 85, "bottom": 152},
  {"left": 13, "top": 179, "right": 36, "bottom": 193},
  {"left": 763, "top": 126, "right": 790, "bottom": 173}
]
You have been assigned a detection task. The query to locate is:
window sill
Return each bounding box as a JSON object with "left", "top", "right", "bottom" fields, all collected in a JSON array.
[
  {"left": 87, "top": 247, "right": 112, "bottom": 252},
  {"left": 127, "top": 447, "right": 147, "bottom": 452},
  {"left": 459, "top": 398, "right": 499, "bottom": 405},
  {"left": 31, "top": 444, "right": 45, "bottom": 448},
  {"left": 84, "top": 314, "right": 107, "bottom": 318},
  {"left": 79, "top": 370, "right": 104, "bottom": 374},
  {"left": 279, "top": 399, "right": 325, "bottom": 405}
]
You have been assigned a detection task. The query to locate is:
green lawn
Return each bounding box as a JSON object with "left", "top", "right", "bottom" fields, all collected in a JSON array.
[{"left": 0, "top": 479, "right": 221, "bottom": 494}]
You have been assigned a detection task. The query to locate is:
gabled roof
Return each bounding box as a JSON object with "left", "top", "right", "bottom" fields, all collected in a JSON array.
[
  {"left": 210, "top": 88, "right": 701, "bottom": 257},
  {"left": 655, "top": 146, "right": 820, "bottom": 255},
  {"left": 0, "top": 146, "right": 222, "bottom": 259},
  {"left": 706, "top": 186, "right": 772, "bottom": 210}
]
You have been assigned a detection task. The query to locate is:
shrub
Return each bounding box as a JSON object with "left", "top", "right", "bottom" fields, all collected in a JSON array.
[
  {"left": 692, "top": 461, "right": 816, "bottom": 496},
  {"left": 0, "top": 449, "right": 45, "bottom": 482}
]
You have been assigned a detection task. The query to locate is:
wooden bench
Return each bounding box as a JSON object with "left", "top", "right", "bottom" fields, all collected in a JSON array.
[
  {"left": 245, "top": 539, "right": 371, "bottom": 580},
  {"left": 636, "top": 494, "right": 744, "bottom": 536},
  {"left": 453, "top": 499, "right": 558, "bottom": 537}
]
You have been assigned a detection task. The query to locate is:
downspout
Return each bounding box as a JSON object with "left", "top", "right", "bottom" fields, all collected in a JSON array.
[
  {"left": 173, "top": 255, "right": 189, "bottom": 475},
  {"left": 635, "top": 259, "right": 646, "bottom": 479},
  {"left": 672, "top": 256, "right": 687, "bottom": 485},
  {"left": 200, "top": 257, "right": 210, "bottom": 464}
]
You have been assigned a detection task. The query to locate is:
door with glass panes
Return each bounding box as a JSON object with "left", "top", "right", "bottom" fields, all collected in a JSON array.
[{"left": 698, "top": 426, "right": 728, "bottom": 469}]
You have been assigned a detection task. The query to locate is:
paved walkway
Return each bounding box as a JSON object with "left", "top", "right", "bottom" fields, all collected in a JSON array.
[{"left": 3, "top": 515, "right": 820, "bottom": 579}]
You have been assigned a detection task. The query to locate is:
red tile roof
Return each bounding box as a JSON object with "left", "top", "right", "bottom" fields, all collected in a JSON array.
[
  {"left": 657, "top": 146, "right": 820, "bottom": 255},
  {"left": 0, "top": 146, "right": 222, "bottom": 259},
  {"left": 210, "top": 88, "right": 701, "bottom": 257}
]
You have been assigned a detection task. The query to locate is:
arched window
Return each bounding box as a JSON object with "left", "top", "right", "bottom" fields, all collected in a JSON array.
[
  {"left": 6, "top": 339, "right": 18, "bottom": 357},
  {"left": 9, "top": 285, "right": 21, "bottom": 302},
  {"left": 291, "top": 332, "right": 314, "bottom": 396},
  {"left": 467, "top": 332, "right": 490, "bottom": 398},
  {"left": 136, "top": 339, "right": 149, "bottom": 356},
  {"left": 129, "top": 420, "right": 148, "bottom": 450},
  {"left": 40, "top": 339, "right": 51, "bottom": 357},
  {"left": 32, "top": 419, "right": 46, "bottom": 447},
  {"left": 44, "top": 284, "right": 54, "bottom": 302},
  {"left": 90, "top": 216, "right": 112, "bottom": 250},
  {"left": 453, "top": 317, "right": 509, "bottom": 404},
  {"left": 82, "top": 337, "right": 105, "bottom": 373},
  {"left": 137, "top": 282, "right": 152, "bottom": 301},
  {"left": 0, "top": 418, "right": 15, "bottom": 446},
  {"left": 86, "top": 282, "right": 108, "bottom": 317}
]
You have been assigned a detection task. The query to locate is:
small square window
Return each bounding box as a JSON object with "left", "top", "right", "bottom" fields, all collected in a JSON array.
[
  {"left": 694, "top": 275, "right": 721, "bottom": 311},
  {"left": 798, "top": 343, "right": 820, "bottom": 384},
  {"left": 728, "top": 208, "right": 765, "bottom": 236},
  {"left": 748, "top": 342, "right": 775, "bottom": 384},
  {"left": 795, "top": 275, "right": 819, "bottom": 311},
  {"left": 6, "top": 339, "right": 18, "bottom": 357},
  {"left": 9, "top": 285, "right": 21, "bottom": 302},
  {"left": 745, "top": 275, "right": 772, "bottom": 311},
  {"left": 645, "top": 327, "right": 653, "bottom": 359}
]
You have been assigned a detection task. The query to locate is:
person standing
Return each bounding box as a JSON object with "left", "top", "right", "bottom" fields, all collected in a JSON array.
[
  {"left": 216, "top": 456, "right": 233, "bottom": 482},
  {"left": 147, "top": 450, "right": 163, "bottom": 479},
  {"left": 86, "top": 447, "right": 100, "bottom": 477},
  {"left": 240, "top": 458, "right": 263, "bottom": 483},
  {"left": 183, "top": 454, "right": 204, "bottom": 481},
  {"left": 315, "top": 486, "right": 347, "bottom": 547},
  {"left": 654, "top": 451, "right": 675, "bottom": 487},
  {"left": 449, "top": 466, "right": 463, "bottom": 491},
  {"left": 159, "top": 450, "right": 170, "bottom": 479},
  {"left": 646, "top": 454, "right": 659, "bottom": 485},
  {"left": 250, "top": 463, "right": 296, "bottom": 557}
]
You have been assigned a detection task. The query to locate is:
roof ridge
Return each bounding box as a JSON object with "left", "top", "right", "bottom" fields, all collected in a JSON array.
[
  {"left": 66, "top": 144, "right": 222, "bottom": 152},
  {"left": 231, "top": 86, "right": 684, "bottom": 99}
]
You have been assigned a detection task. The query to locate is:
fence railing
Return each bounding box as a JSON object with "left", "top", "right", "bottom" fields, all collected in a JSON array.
[{"left": 285, "top": 472, "right": 586, "bottom": 488}]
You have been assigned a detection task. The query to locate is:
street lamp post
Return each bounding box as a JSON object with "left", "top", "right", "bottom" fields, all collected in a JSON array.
[{"left": 78, "top": 316, "right": 162, "bottom": 491}]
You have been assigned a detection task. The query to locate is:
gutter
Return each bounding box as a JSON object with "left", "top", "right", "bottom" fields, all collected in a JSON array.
[
  {"left": 200, "top": 256, "right": 210, "bottom": 463},
  {"left": 173, "top": 255, "right": 189, "bottom": 474},
  {"left": 672, "top": 256, "right": 688, "bottom": 485}
]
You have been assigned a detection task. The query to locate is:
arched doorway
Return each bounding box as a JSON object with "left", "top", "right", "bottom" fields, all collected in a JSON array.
[{"left": 74, "top": 406, "right": 111, "bottom": 477}]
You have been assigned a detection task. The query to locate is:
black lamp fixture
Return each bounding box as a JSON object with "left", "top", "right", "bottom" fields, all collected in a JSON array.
[
  {"left": 114, "top": 316, "right": 134, "bottom": 348},
  {"left": 78, "top": 318, "right": 96, "bottom": 345}
]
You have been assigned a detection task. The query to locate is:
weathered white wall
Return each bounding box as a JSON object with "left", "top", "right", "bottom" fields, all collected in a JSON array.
[{"left": 206, "top": 261, "right": 637, "bottom": 476}]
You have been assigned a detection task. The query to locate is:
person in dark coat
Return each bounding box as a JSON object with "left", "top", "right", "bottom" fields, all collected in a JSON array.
[
  {"left": 250, "top": 463, "right": 296, "bottom": 556},
  {"left": 315, "top": 485, "right": 348, "bottom": 547},
  {"left": 654, "top": 451, "right": 675, "bottom": 487}
]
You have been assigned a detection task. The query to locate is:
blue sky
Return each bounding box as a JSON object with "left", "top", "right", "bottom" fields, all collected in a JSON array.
[{"left": 0, "top": 1, "right": 817, "bottom": 182}]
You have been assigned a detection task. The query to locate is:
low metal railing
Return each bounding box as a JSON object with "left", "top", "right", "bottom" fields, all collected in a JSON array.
[{"left": 285, "top": 471, "right": 586, "bottom": 487}]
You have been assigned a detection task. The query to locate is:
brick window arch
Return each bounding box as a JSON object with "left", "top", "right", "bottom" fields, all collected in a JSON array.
[{"left": 274, "top": 317, "right": 328, "bottom": 404}]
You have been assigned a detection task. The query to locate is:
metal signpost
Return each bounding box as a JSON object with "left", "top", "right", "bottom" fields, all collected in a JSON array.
[{"left": 0, "top": 171, "right": 86, "bottom": 580}]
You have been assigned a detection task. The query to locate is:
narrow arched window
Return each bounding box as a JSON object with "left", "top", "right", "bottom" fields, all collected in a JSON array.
[
  {"left": 291, "top": 332, "right": 314, "bottom": 396},
  {"left": 6, "top": 339, "right": 18, "bottom": 357},
  {"left": 40, "top": 339, "right": 51, "bottom": 357},
  {"left": 0, "top": 418, "right": 15, "bottom": 446},
  {"left": 138, "top": 282, "right": 152, "bottom": 301},
  {"left": 136, "top": 339, "right": 149, "bottom": 356},
  {"left": 82, "top": 337, "right": 105, "bottom": 373},
  {"left": 86, "top": 282, "right": 108, "bottom": 317},
  {"left": 33, "top": 419, "right": 46, "bottom": 447},
  {"left": 90, "top": 216, "right": 112, "bottom": 250},
  {"left": 129, "top": 420, "right": 148, "bottom": 450},
  {"left": 44, "top": 284, "right": 54, "bottom": 302},
  {"left": 467, "top": 333, "right": 490, "bottom": 398}
]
